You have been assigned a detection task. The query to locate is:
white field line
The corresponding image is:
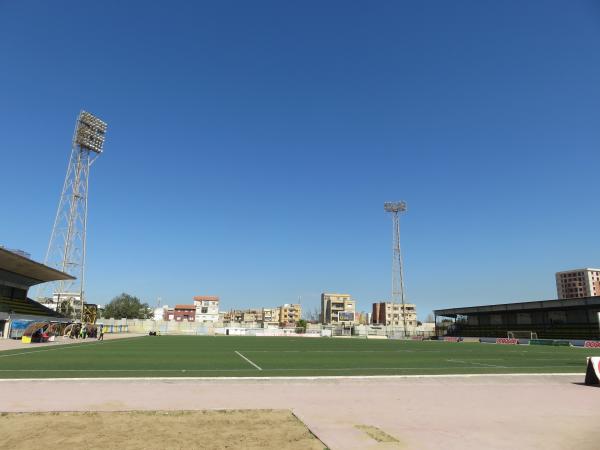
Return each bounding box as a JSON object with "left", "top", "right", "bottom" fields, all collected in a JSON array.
[
  {"left": 446, "top": 359, "right": 507, "bottom": 368},
  {"left": 234, "top": 351, "right": 262, "bottom": 371},
  {"left": 242, "top": 350, "right": 442, "bottom": 353},
  {"left": 0, "top": 365, "right": 585, "bottom": 373},
  {"left": 0, "top": 373, "right": 584, "bottom": 382}
]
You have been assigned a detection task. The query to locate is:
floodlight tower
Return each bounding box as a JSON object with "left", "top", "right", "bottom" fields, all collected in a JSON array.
[
  {"left": 384, "top": 201, "right": 408, "bottom": 337},
  {"left": 37, "top": 111, "right": 107, "bottom": 319}
]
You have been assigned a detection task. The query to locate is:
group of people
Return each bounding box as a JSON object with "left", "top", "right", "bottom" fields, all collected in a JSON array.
[{"left": 66, "top": 324, "right": 104, "bottom": 340}]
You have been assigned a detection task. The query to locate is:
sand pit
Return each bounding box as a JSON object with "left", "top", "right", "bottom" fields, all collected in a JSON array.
[{"left": 0, "top": 409, "right": 324, "bottom": 450}]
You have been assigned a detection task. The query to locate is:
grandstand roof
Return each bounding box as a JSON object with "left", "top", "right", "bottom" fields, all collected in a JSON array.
[
  {"left": 0, "top": 247, "right": 74, "bottom": 286},
  {"left": 435, "top": 296, "right": 600, "bottom": 318}
]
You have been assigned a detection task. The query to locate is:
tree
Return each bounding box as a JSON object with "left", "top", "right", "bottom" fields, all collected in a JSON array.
[
  {"left": 296, "top": 319, "right": 307, "bottom": 333},
  {"left": 102, "top": 293, "right": 153, "bottom": 319}
]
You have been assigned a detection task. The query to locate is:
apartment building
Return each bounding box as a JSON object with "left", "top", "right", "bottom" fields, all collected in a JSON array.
[
  {"left": 279, "top": 303, "right": 302, "bottom": 326},
  {"left": 321, "top": 293, "right": 356, "bottom": 325},
  {"left": 262, "top": 307, "right": 280, "bottom": 326},
  {"left": 223, "top": 309, "right": 262, "bottom": 325},
  {"left": 556, "top": 268, "right": 600, "bottom": 299},
  {"left": 193, "top": 295, "right": 220, "bottom": 322},
  {"left": 372, "top": 302, "right": 418, "bottom": 327},
  {"left": 242, "top": 309, "right": 263, "bottom": 323},
  {"left": 173, "top": 304, "right": 195, "bottom": 322}
]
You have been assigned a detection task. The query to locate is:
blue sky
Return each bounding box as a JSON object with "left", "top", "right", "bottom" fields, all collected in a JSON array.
[{"left": 1, "top": 1, "right": 600, "bottom": 318}]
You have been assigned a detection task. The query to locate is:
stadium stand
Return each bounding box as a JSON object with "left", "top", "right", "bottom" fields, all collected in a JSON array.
[
  {"left": 0, "top": 247, "right": 73, "bottom": 338},
  {"left": 435, "top": 297, "right": 600, "bottom": 340}
]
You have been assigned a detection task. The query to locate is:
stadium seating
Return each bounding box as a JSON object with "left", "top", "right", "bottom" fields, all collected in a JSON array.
[
  {"left": 0, "top": 296, "right": 62, "bottom": 317},
  {"left": 447, "top": 323, "right": 600, "bottom": 340}
]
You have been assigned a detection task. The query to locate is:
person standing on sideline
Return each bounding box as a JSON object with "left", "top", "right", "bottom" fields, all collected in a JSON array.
[{"left": 98, "top": 327, "right": 104, "bottom": 341}]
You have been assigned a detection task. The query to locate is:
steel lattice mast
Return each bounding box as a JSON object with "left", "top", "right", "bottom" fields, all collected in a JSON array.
[
  {"left": 384, "top": 201, "right": 408, "bottom": 337},
  {"left": 36, "top": 111, "right": 107, "bottom": 318}
]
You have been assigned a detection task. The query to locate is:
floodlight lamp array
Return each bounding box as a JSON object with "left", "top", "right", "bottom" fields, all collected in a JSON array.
[
  {"left": 75, "top": 111, "right": 108, "bottom": 153},
  {"left": 384, "top": 201, "right": 407, "bottom": 213}
]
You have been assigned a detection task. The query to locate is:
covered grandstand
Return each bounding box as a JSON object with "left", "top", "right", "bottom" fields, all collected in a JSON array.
[
  {"left": 435, "top": 296, "right": 600, "bottom": 340},
  {"left": 0, "top": 247, "right": 73, "bottom": 338}
]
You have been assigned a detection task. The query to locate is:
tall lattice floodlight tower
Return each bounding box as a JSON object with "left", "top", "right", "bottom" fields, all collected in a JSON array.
[
  {"left": 36, "top": 111, "right": 107, "bottom": 319},
  {"left": 384, "top": 201, "right": 408, "bottom": 337}
]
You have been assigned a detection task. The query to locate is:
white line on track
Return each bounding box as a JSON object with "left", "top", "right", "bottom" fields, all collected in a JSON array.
[
  {"left": 234, "top": 351, "right": 263, "bottom": 371},
  {"left": 0, "top": 373, "right": 583, "bottom": 382}
]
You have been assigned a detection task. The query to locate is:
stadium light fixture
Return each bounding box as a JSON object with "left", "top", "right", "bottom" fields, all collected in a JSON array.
[
  {"left": 74, "top": 110, "right": 108, "bottom": 153},
  {"left": 384, "top": 201, "right": 407, "bottom": 213}
]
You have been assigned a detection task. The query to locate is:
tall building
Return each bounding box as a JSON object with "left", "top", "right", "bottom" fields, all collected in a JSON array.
[
  {"left": 280, "top": 304, "right": 302, "bottom": 326},
  {"left": 321, "top": 293, "right": 356, "bottom": 325},
  {"left": 193, "top": 295, "right": 220, "bottom": 322},
  {"left": 372, "top": 302, "right": 417, "bottom": 327},
  {"left": 556, "top": 269, "right": 600, "bottom": 299}
]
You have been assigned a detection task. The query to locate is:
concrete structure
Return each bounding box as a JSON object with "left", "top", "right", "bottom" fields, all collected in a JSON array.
[
  {"left": 173, "top": 305, "right": 195, "bottom": 322},
  {"left": 193, "top": 296, "right": 219, "bottom": 322},
  {"left": 163, "top": 307, "right": 175, "bottom": 321},
  {"left": 321, "top": 293, "right": 355, "bottom": 325},
  {"left": 242, "top": 309, "right": 263, "bottom": 324},
  {"left": 372, "top": 302, "right": 418, "bottom": 327},
  {"left": 262, "top": 307, "right": 280, "bottom": 326},
  {"left": 556, "top": 268, "right": 600, "bottom": 299},
  {"left": 0, "top": 246, "right": 31, "bottom": 259},
  {"left": 279, "top": 303, "right": 301, "bottom": 326},
  {"left": 0, "top": 247, "right": 73, "bottom": 338},
  {"left": 223, "top": 305, "right": 301, "bottom": 327},
  {"left": 153, "top": 306, "right": 166, "bottom": 321},
  {"left": 37, "top": 292, "right": 83, "bottom": 318}
]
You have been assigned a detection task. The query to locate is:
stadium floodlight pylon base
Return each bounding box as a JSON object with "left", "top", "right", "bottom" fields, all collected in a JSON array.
[{"left": 584, "top": 357, "right": 600, "bottom": 385}]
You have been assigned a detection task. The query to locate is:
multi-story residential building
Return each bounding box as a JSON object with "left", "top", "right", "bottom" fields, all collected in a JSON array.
[
  {"left": 223, "top": 309, "right": 262, "bottom": 325},
  {"left": 223, "top": 309, "right": 242, "bottom": 323},
  {"left": 556, "top": 268, "right": 600, "bottom": 299},
  {"left": 372, "top": 302, "right": 418, "bottom": 327},
  {"left": 262, "top": 307, "right": 280, "bottom": 326},
  {"left": 193, "top": 295, "right": 220, "bottom": 322},
  {"left": 242, "top": 309, "right": 263, "bottom": 324},
  {"left": 163, "top": 307, "right": 174, "bottom": 321},
  {"left": 321, "top": 293, "right": 356, "bottom": 325},
  {"left": 173, "top": 304, "right": 195, "bottom": 322},
  {"left": 279, "top": 303, "right": 301, "bottom": 326}
]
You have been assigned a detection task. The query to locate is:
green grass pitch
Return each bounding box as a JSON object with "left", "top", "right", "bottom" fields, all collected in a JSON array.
[{"left": 1, "top": 336, "right": 599, "bottom": 379}]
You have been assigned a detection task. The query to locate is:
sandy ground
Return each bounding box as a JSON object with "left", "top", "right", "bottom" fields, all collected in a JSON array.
[
  {"left": 0, "top": 333, "right": 144, "bottom": 351},
  {"left": 1, "top": 375, "right": 598, "bottom": 450},
  {"left": 0, "top": 410, "right": 323, "bottom": 450}
]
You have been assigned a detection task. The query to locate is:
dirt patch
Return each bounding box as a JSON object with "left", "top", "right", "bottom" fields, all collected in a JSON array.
[
  {"left": 0, "top": 410, "right": 325, "bottom": 450},
  {"left": 355, "top": 424, "right": 400, "bottom": 444}
]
